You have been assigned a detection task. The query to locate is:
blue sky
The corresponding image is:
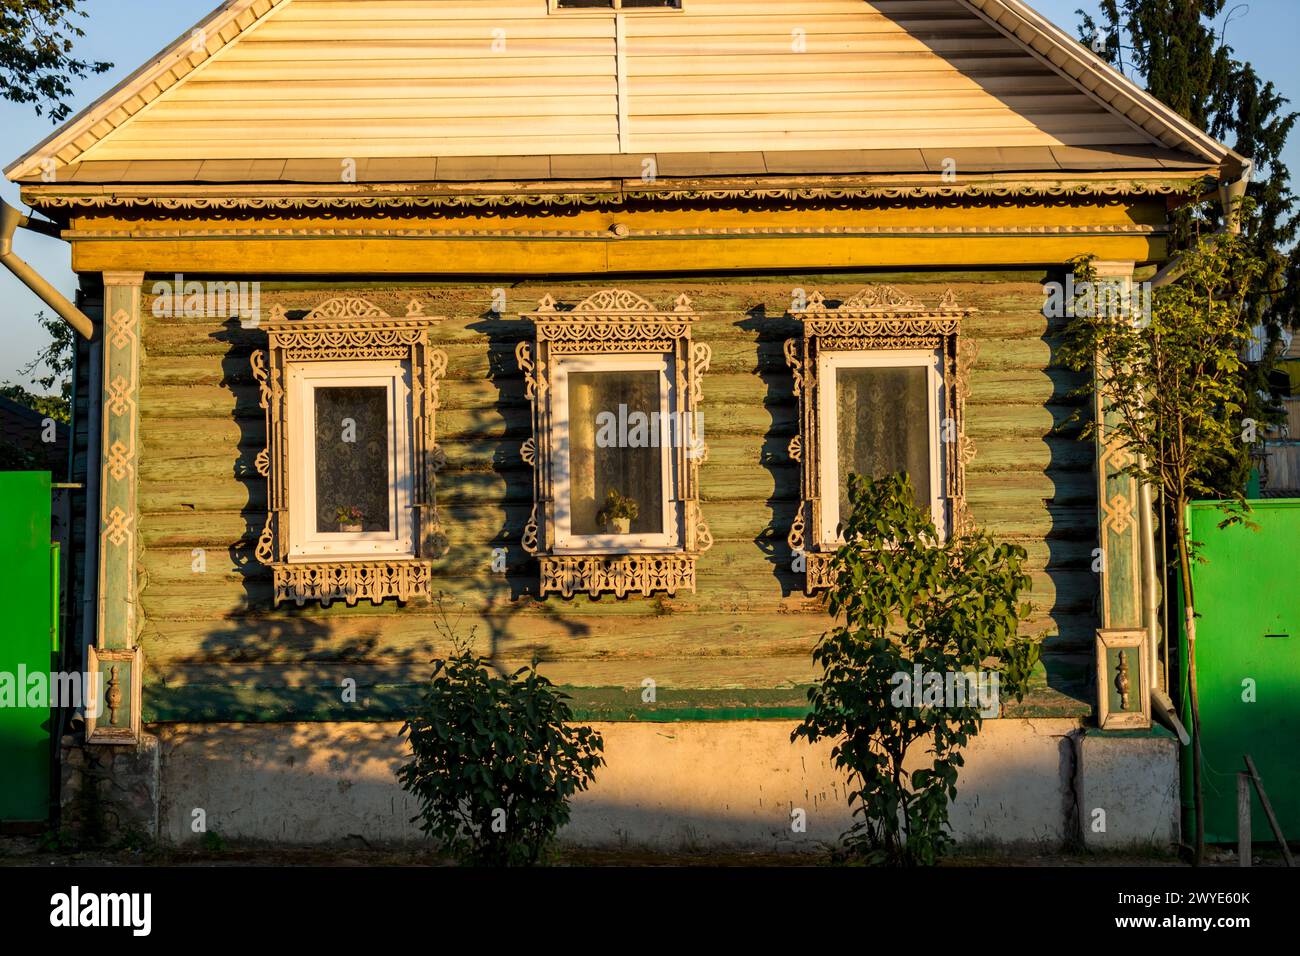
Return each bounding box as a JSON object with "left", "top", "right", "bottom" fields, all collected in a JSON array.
[{"left": 2, "top": 0, "right": 1298, "bottom": 389}]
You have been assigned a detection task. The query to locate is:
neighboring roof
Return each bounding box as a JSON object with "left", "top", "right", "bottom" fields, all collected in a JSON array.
[
  {"left": 0, "top": 396, "right": 69, "bottom": 477},
  {"left": 6, "top": 0, "right": 1243, "bottom": 186}
]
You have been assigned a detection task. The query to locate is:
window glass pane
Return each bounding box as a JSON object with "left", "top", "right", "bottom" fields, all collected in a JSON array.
[
  {"left": 568, "top": 370, "right": 665, "bottom": 536},
  {"left": 314, "top": 386, "right": 391, "bottom": 534},
  {"left": 836, "top": 365, "right": 931, "bottom": 519}
]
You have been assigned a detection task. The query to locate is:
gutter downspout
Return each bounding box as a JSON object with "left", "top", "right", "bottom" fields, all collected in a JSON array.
[
  {"left": 0, "top": 198, "right": 94, "bottom": 340},
  {"left": 1150, "top": 160, "right": 1253, "bottom": 289},
  {"left": 1141, "top": 161, "right": 1250, "bottom": 745},
  {"left": 1140, "top": 472, "right": 1190, "bottom": 743}
]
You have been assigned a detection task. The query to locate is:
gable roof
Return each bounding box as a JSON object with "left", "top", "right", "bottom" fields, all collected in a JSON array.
[
  {"left": 6, "top": 0, "right": 1242, "bottom": 185},
  {"left": 963, "top": 0, "right": 1238, "bottom": 170}
]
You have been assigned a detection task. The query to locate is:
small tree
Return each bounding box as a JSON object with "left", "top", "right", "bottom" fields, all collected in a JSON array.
[
  {"left": 1060, "top": 226, "right": 1266, "bottom": 864},
  {"left": 22, "top": 311, "right": 76, "bottom": 411},
  {"left": 793, "top": 473, "right": 1038, "bottom": 865},
  {"left": 2, "top": 312, "right": 75, "bottom": 430},
  {"left": 0, "top": 0, "right": 112, "bottom": 122},
  {"left": 397, "top": 602, "right": 605, "bottom": 866}
]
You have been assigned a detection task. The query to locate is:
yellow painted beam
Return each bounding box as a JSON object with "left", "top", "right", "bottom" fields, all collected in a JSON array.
[{"left": 72, "top": 234, "right": 1165, "bottom": 274}]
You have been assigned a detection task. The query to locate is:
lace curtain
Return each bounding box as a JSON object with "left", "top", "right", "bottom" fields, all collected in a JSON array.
[
  {"left": 835, "top": 365, "right": 931, "bottom": 521},
  {"left": 568, "top": 369, "right": 665, "bottom": 535},
  {"left": 313, "top": 385, "right": 391, "bottom": 533}
]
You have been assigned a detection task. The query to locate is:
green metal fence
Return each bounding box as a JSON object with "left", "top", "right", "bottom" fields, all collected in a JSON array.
[
  {"left": 0, "top": 472, "right": 57, "bottom": 827},
  {"left": 1182, "top": 499, "right": 1299, "bottom": 845}
]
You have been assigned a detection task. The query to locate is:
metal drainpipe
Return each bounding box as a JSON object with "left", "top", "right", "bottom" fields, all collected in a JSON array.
[
  {"left": 80, "top": 333, "right": 101, "bottom": 676},
  {"left": 1139, "top": 471, "right": 1160, "bottom": 685},
  {"left": 1139, "top": 464, "right": 1189, "bottom": 742},
  {"left": 0, "top": 198, "right": 94, "bottom": 340},
  {"left": 1150, "top": 160, "right": 1253, "bottom": 289},
  {"left": 1138, "top": 160, "right": 1250, "bottom": 745}
]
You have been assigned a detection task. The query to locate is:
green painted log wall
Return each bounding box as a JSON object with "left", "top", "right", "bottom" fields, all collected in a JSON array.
[{"left": 134, "top": 274, "right": 1097, "bottom": 720}]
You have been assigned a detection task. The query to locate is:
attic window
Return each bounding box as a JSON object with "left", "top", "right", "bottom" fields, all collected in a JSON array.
[
  {"left": 785, "top": 287, "right": 978, "bottom": 592},
  {"left": 517, "top": 290, "right": 712, "bottom": 598},
  {"left": 551, "top": 0, "right": 682, "bottom": 11}
]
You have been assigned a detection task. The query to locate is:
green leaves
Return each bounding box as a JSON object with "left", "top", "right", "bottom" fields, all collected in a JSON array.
[
  {"left": 0, "top": 1, "right": 113, "bottom": 122},
  {"left": 1061, "top": 231, "right": 1267, "bottom": 530},
  {"left": 397, "top": 649, "right": 605, "bottom": 866},
  {"left": 792, "top": 473, "right": 1038, "bottom": 866}
]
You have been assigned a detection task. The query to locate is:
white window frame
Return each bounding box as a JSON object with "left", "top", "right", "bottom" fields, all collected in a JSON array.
[
  {"left": 286, "top": 359, "right": 414, "bottom": 562},
  {"left": 550, "top": 353, "right": 680, "bottom": 552},
  {"left": 816, "top": 348, "right": 947, "bottom": 546}
]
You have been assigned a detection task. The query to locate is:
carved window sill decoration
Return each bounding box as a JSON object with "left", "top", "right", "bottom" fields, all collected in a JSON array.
[
  {"left": 785, "top": 286, "right": 978, "bottom": 593},
  {"left": 250, "top": 296, "right": 447, "bottom": 607},
  {"left": 518, "top": 289, "right": 712, "bottom": 598}
]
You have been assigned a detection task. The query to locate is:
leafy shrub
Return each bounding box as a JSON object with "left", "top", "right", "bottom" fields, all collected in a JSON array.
[
  {"left": 398, "top": 622, "right": 605, "bottom": 866},
  {"left": 793, "top": 473, "right": 1038, "bottom": 865}
]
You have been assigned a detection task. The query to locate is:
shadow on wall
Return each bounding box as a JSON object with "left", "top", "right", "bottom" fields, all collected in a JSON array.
[
  {"left": 1037, "top": 271, "right": 1101, "bottom": 695},
  {"left": 151, "top": 718, "right": 1081, "bottom": 851},
  {"left": 736, "top": 303, "right": 804, "bottom": 598},
  {"left": 170, "top": 315, "right": 595, "bottom": 724}
]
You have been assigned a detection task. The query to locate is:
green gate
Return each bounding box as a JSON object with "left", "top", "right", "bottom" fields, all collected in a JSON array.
[
  {"left": 0, "top": 472, "right": 56, "bottom": 827},
  {"left": 1183, "top": 499, "right": 1300, "bottom": 844}
]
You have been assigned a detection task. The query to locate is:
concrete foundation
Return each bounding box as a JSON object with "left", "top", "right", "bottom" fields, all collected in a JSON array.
[
  {"left": 1077, "top": 730, "right": 1181, "bottom": 849},
  {"left": 127, "top": 718, "right": 1180, "bottom": 851},
  {"left": 60, "top": 732, "right": 161, "bottom": 843}
]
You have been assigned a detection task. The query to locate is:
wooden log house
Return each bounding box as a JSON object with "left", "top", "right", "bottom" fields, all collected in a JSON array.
[{"left": 6, "top": 0, "right": 1243, "bottom": 848}]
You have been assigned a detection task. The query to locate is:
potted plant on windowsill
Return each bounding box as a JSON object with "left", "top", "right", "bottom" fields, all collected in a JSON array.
[
  {"left": 336, "top": 506, "right": 365, "bottom": 533},
  {"left": 596, "top": 489, "right": 638, "bottom": 535}
]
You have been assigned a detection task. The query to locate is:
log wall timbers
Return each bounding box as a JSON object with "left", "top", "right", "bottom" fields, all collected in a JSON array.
[
  {"left": 90, "top": 271, "right": 145, "bottom": 744},
  {"left": 86, "top": 269, "right": 1128, "bottom": 723}
]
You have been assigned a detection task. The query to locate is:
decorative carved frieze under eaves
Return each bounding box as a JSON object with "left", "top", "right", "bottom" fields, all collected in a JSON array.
[
  {"left": 61, "top": 223, "right": 1164, "bottom": 242},
  {"left": 23, "top": 176, "right": 1204, "bottom": 213}
]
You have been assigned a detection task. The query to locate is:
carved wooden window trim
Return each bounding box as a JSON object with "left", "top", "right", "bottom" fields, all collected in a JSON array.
[
  {"left": 251, "top": 296, "right": 447, "bottom": 607},
  {"left": 785, "top": 286, "right": 979, "bottom": 592},
  {"left": 517, "top": 289, "right": 712, "bottom": 598}
]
